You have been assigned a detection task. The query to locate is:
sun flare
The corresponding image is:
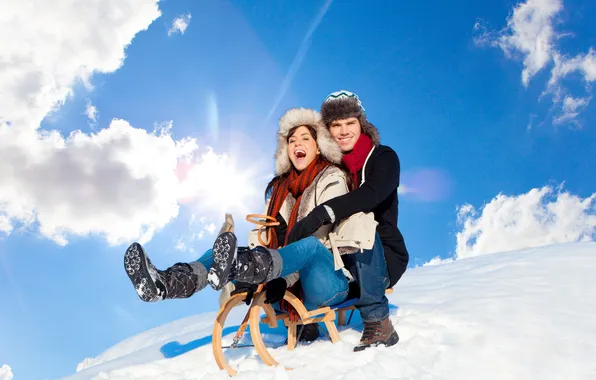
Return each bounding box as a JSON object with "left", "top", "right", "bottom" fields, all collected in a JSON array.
[{"left": 176, "top": 148, "right": 263, "bottom": 220}]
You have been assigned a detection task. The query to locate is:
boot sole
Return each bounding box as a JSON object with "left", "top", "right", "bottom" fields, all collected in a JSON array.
[
  {"left": 208, "top": 232, "right": 237, "bottom": 291},
  {"left": 124, "top": 242, "right": 161, "bottom": 302}
]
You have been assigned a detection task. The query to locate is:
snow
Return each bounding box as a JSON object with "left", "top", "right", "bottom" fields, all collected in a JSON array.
[{"left": 62, "top": 242, "right": 596, "bottom": 379}]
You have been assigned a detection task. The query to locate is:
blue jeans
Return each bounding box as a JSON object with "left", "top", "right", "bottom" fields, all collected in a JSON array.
[
  {"left": 341, "top": 233, "right": 390, "bottom": 322},
  {"left": 196, "top": 237, "right": 349, "bottom": 310},
  {"left": 197, "top": 249, "right": 214, "bottom": 269},
  {"left": 277, "top": 236, "right": 349, "bottom": 310}
]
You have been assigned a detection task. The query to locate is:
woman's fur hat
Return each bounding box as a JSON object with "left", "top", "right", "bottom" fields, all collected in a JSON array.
[
  {"left": 275, "top": 107, "right": 343, "bottom": 175},
  {"left": 320, "top": 90, "right": 381, "bottom": 146}
]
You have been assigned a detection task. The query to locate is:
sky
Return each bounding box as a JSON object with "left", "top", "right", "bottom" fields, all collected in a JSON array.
[{"left": 0, "top": 0, "right": 595, "bottom": 379}]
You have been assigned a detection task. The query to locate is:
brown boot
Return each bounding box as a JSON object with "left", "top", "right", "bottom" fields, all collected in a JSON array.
[{"left": 354, "top": 316, "right": 399, "bottom": 352}]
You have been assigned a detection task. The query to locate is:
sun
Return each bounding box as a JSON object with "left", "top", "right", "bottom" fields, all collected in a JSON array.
[{"left": 176, "top": 148, "right": 265, "bottom": 220}]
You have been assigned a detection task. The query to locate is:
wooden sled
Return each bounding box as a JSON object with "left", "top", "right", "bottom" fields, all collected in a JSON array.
[{"left": 211, "top": 214, "right": 394, "bottom": 376}]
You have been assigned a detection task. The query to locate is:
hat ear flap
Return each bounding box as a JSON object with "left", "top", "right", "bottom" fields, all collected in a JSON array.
[
  {"left": 274, "top": 134, "right": 292, "bottom": 175},
  {"left": 315, "top": 123, "right": 342, "bottom": 164}
]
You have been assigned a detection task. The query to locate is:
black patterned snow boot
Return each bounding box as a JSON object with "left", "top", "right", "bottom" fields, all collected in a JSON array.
[
  {"left": 208, "top": 232, "right": 283, "bottom": 290},
  {"left": 234, "top": 246, "right": 282, "bottom": 284},
  {"left": 124, "top": 242, "right": 207, "bottom": 301},
  {"left": 208, "top": 232, "right": 238, "bottom": 291},
  {"left": 124, "top": 242, "right": 167, "bottom": 302}
]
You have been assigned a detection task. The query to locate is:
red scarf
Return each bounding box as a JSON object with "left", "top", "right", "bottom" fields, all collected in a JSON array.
[
  {"left": 341, "top": 134, "right": 373, "bottom": 188},
  {"left": 266, "top": 156, "right": 330, "bottom": 248},
  {"left": 266, "top": 157, "right": 329, "bottom": 322}
]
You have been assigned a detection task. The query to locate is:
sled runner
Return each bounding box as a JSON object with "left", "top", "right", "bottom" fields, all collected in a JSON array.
[{"left": 211, "top": 214, "right": 393, "bottom": 376}]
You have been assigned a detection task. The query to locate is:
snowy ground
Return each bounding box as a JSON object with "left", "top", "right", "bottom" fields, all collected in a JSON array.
[{"left": 61, "top": 242, "right": 596, "bottom": 380}]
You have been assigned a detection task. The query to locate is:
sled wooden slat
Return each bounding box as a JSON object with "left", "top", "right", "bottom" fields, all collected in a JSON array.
[
  {"left": 261, "top": 313, "right": 288, "bottom": 324},
  {"left": 306, "top": 306, "right": 332, "bottom": 318},
  {"left": 284, "top": 312, "right": 336, "bottom": 326},
  {"left": 287, "top": 323, "right": 297, "bottom": 351}
]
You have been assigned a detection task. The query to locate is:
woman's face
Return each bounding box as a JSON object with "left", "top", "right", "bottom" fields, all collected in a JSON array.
[{"left": 287, "top": 125, "right": 319, "bottom": 172}]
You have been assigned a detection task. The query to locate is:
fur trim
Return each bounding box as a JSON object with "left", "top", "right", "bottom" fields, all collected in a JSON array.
[
  {"left": 274, "top": 108, "right": 343, "bottom": 175},
  {"left": 320, "top": 97, "right": 381, "bottom": 146},
  {"left": 297, "top": 166, "right": 340, "bottom": 219}
]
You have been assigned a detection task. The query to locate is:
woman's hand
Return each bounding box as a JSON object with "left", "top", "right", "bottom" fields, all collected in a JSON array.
[
  {"left": 230, "top": 282, "right": 258, "bottom": 305},
  {"left": 264, "top": 277, "right": 288, "bottom": 304}
]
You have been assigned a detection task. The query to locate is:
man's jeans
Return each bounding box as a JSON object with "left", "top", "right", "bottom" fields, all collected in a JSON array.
[
  {"left": 196, "top": 236, "right": 349, "bottom": 310},
  {"left": 341, "top": 233, "right": 390, "bottom": 322}
]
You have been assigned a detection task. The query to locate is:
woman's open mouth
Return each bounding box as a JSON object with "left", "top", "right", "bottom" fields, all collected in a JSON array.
[{"left": 295, "top": 149, "right": 306, "bottom": 159}]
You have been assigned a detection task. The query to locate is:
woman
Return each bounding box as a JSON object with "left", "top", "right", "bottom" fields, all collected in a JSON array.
[{"left": 124, "top": 108, "right": 376, "bottom": 337}]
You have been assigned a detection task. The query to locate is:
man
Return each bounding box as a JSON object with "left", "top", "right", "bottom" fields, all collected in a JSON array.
[{"left": 287, "top": 90, "right": 409, "bottom": 352}]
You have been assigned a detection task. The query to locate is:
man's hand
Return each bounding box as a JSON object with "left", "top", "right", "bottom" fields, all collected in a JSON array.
[
  {"left": 230, "top": 282, "right": 258, "bottom": 305},
  {"left": 264, "top": 277, "right": 287, "bottom": 304},
  {"left": 286, "top": 205, "right": 332, "bottom": 245}
]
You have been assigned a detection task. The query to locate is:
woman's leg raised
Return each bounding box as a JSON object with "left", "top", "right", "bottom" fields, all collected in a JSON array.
[
  {"left": 209, "top": 233, "right": 348, "bottom": 309},
  {"left": 124, "top": 242, "right": 211, "bottom": 302},
  {"left": 279, "top": 237, "right": 349, "bottom": 309}
]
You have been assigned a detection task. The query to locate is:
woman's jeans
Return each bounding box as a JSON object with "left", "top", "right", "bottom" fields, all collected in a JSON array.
[
  {"left": 277, "top": 236, "right": 349, "bottom": 310},
  {"left": 196, "top": 236, "right": 349, "bottom": 310}
]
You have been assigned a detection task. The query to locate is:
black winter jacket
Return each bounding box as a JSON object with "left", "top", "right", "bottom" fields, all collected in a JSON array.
[{"left": 323, "top": 144, "right": 409, "bottom": 287}]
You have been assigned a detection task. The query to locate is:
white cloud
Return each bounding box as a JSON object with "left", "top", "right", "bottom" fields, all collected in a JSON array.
[
  {"left": 0, "top": 0, "right": 161, "bottom": 130},
  {"left": 168, "top": 14, "right": 191, "bottom": 36},
  {"left": 498, "top": 0, "right": 562, "bottom": 87},
  {"left": 423, "top": 256, "right": 454, "bottom": 266},
  {"left": 204, "top": 222, "right": 216, "bottom": 235},
  {"left": 175, "top": 215, "right": 234, "bottom": 253},
  {"left": 0, "top": 365, "right": 13, "bottom": 380},
  {"left": 175, "top": 238, "right": 188, "bottom": 252},
  {"left": 552, "top": 95, "right": 591, "bottom": 126},
  {"left": 0, "top": 215, "right": 12, "bottom": 234},
  {"left": 85, "top": 100, "right": 98, "bottom": 123},
  {"left": 551, "top": 48, "right": 596, "bottom": 85},
  {"left": 0, "top": 119, "right": 198, "bottom": 245},
  {"left": 474, "top": 0, "right": 596, "bottom": 127},
  {"left": 0, "top": 117, "right": 263, "bottom": 246},
  {"left": 455, "top": 184, "right": 596, "bottom": 259}
]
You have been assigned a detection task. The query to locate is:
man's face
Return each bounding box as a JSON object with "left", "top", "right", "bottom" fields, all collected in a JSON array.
[{"left": 328, "top": 117, "right": 362, "bottom": 152}]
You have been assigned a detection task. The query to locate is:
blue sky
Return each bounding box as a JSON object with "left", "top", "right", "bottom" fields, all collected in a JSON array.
[{"left": 1, "top": 0, "right": 595, "bottom": 379}]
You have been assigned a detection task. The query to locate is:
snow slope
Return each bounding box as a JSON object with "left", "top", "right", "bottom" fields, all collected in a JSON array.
[{"left": 62, "top": 242, "right": 596, "bottom": 380}]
